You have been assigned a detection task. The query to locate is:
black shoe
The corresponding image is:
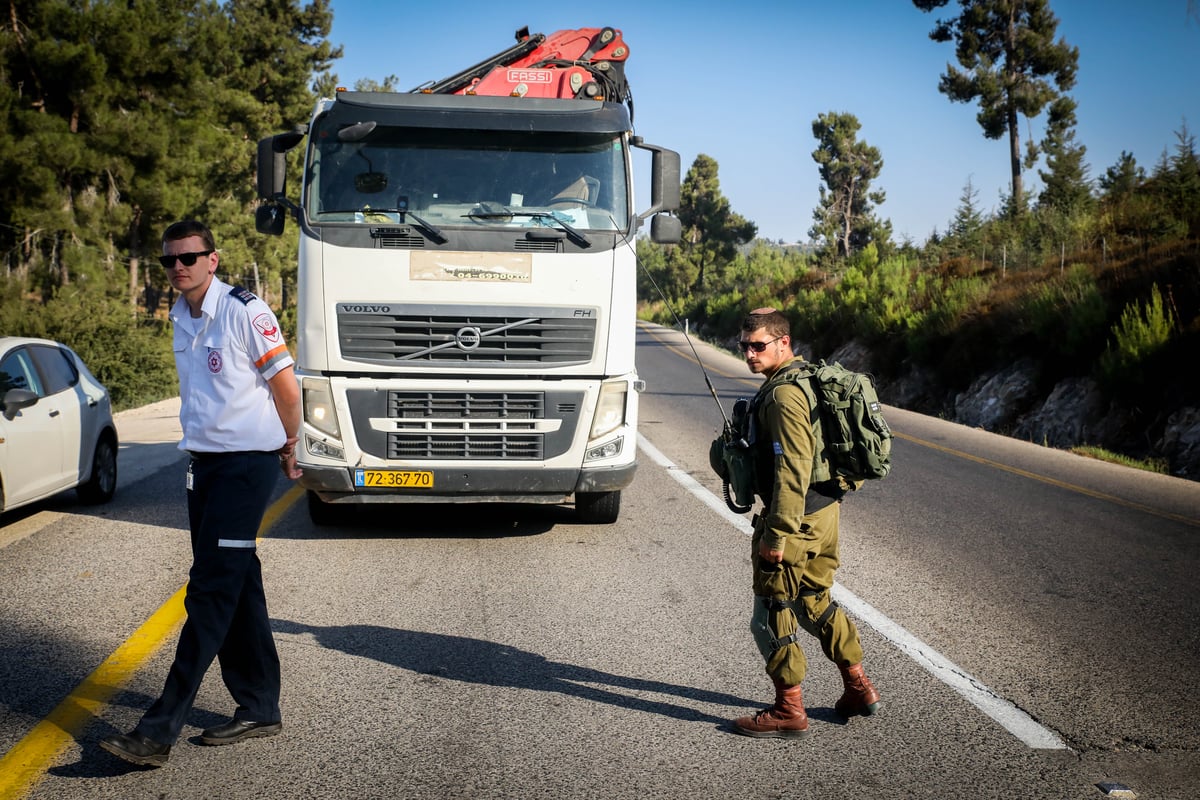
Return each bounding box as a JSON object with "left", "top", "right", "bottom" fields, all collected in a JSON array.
[
  {"left": 200, "top": 718, "right": 282, "bottom": 746},
  {"left": 99, "top": 731, "right": 170, "bottom": 767}
]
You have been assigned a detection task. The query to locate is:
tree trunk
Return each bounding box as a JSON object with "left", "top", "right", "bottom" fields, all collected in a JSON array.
[
  {"left": 840, "top": 177, "right": 858, "bottom": 258},
  {"left": 1008, "top": 103, "right": 1022, "bottom": 212},
  {"left": 54, "top": 235, "right": 66, "bottom": 287},
  {"left": 694, "top": 250, "right": 708, "bottom": 294},
  {"left": 127, "top": 209, "right": 142, "bottom": 311},
  {"left": 1005, "top": 3, "right": 1023, "bottom": 213}
]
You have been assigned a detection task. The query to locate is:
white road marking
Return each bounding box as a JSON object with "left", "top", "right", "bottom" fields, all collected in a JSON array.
[{"left": 637, "top": 432, "right": 1069, "bottom": 751}]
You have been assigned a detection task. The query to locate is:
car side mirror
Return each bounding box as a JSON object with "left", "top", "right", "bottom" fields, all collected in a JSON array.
[{"left": 3, "top": 388, "right": 38, "bottom": 420}]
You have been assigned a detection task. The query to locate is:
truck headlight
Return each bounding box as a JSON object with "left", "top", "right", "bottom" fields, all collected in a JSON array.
[
  {"left": 303, "top": 377, "right": 340, "bottom": 438},
  {"left": 590, "top": 382, "right": 628, "bottom": 439}
]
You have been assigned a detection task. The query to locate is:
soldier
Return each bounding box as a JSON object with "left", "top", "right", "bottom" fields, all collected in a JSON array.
[
  {"left": 100, "top": 220, "right": 302, "bottom": 767},
  {"left": 732, "top": 307, "right": 879, "bottom": 738}
]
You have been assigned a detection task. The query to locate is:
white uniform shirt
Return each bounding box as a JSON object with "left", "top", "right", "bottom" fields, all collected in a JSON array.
[{"left": 170, "top": 276, "right": 295, "bottom": 453}]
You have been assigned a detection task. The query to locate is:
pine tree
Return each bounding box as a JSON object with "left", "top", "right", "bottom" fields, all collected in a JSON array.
[
  {"left": 677, "top": 154, "right": 756, "bottom": 294},
  {"left": 1037, "top": 98, "right": 1093, "bottom": 213},
  {"left": 914, "top": 0, "right": 1079, "bottom": 214},
  {"left": 1160, "top": 122, "right": 1200, "bottom": 235},
  {"left": 809, "top": 111, "right": 891, "bottom": 260},
  {"left": 0, "top": 0, "right": 338, "bottom": 312},
  {"left": 950, "top": 177, "right": 985, "bottom": 239},
  {"left": 1098, "top": 152, "right": 1144, "bottom": 201}
]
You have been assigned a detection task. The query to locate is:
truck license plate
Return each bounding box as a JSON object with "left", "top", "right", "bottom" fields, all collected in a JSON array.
[{"left": 354, "top": 469, "right": 434, "bottom": 488}]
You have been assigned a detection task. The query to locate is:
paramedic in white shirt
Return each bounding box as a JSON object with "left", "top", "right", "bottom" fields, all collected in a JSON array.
[{"left": 100, "top": 219, "right": 301, "bottom": 767}]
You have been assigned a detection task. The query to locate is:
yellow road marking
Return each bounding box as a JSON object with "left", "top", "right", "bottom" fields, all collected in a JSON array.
[
  {"left": 0, "top": 483, "right": 304, "bottom": 800},
  {"left": 643, "top": 323, "right": 1199, "bottom": 529}
]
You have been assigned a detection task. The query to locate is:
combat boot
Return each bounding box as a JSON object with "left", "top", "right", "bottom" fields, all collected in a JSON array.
[
  {"left": 834, "top": 662, "right": 880, "bottom": 717},
  {"left": 733, "top": 678, "right": 809, "bottom": 738}
]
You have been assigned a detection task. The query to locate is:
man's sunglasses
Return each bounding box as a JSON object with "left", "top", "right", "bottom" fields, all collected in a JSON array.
[
  {"left": 158, "top": 250, "right": 213, "bottom": 268},
  {"left": 737, "top": 336, "right": 782, "bottom": 353}
]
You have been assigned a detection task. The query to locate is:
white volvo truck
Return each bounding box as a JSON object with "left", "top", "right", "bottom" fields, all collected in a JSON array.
[{"left": 254, "top": 27, "right": 681, "bottom": 524}]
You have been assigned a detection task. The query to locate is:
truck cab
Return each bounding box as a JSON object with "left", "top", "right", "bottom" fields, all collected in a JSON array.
[{"left": 255, "top": 28, "right": 680, "bottom": 524}]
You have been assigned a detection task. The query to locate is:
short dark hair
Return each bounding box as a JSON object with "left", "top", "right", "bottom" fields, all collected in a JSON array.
[
  {"left": 162, "top": 220, "right": 216, "bottom": 251},
  {"left": 741, "top": 307, "right": 789, "bottom": 340}
]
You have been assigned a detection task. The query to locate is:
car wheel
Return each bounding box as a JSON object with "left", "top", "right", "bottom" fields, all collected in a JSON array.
[
  {"left": 77, "top": 433, "right": 118, "bottom": 504},
  {"left": 575, "top": 490, "right": 620, "bottom": 524}
]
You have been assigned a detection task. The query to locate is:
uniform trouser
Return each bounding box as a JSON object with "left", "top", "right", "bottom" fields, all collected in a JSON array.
[
  {"left": 750, "top": 501, "right": 864, "bottom": 686},
  {"left": 136, "top": 451, "right": 281, "bottom": 744}
]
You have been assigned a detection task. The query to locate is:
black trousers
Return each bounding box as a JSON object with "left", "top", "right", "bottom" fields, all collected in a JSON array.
[{"left": 136, "top": 451, "right": 281, "bottom": 744}]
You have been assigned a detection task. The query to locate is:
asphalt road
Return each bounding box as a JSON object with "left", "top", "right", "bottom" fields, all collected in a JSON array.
[{"left": 1, "top": 322, "right": 1198, "bottom": 800}]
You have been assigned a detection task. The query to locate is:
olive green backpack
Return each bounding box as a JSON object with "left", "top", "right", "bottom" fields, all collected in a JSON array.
[{"left": 710, "top": 360, "right": 893, "bottom": 513}]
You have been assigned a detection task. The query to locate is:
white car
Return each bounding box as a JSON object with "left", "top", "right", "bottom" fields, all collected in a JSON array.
[{"left": 0, "top": 337, "right": 118, "bottom": 514}]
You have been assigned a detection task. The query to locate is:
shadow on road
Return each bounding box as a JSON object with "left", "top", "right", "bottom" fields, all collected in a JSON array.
[
  {"left": 269, "top": 500, "right": 568, "bottom": 540},
  {"left": 273, "top": 618, "right": 762, "bottom": 727}
]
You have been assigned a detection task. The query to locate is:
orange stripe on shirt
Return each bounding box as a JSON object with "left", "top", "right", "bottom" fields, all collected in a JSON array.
[{"left": 255, "top": 343, "right": 289, "bottom": 370}]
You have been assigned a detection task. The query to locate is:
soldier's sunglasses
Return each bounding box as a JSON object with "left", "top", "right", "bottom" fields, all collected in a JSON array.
[
  {"left": 158, "top": 250, "right": 213, "bottom": 268},
  {"left": 737, "top": 336, "right": 782, "bottom": 353}
]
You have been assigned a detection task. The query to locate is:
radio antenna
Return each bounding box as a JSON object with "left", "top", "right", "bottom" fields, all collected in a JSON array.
[
  {"left": 634, "top": 256, "right": 732, "bottom": 426},
  {"left": 631, "top": 242, "right": 754, "bottom": 514}
]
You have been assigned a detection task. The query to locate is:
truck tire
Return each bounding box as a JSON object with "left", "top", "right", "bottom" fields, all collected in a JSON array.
[
  {"left": 307, "top": 490, "right": 338, "bottom": 526},
  {"left": 575, "top": 490, "right": 620, "bottom": 524},
  {"left": 77, "top": 433, "right": 118, "bottom": 505}
]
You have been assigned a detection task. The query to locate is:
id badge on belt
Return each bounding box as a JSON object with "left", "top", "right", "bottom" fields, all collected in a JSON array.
[{"left": 186, "top": 460, "right": 194, "bottom": 491}]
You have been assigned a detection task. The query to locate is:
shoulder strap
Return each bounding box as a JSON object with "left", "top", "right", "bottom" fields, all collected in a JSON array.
[
  {"left": 758, "top": 360, "right": 815, "bottom": 405},
  {"left": 757, "top": 359, "right": 835, "bottom": 485},
  {"left": 228, "top": 285, "right": 257, "bottom": 305}
]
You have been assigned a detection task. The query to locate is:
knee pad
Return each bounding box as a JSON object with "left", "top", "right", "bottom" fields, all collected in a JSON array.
[
  {"left": 796, "top": 590, "right": 839, "bottom": 638},
  {"left": 751, "top": 596, "right": 803, "bottom": 659}
]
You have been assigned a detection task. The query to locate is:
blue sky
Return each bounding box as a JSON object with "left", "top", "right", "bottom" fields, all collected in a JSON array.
[{"left": 324, "top": 1, "right": 1200, "bottom": 245}]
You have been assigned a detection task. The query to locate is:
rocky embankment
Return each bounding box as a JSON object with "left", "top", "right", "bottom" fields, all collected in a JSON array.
[{"left": 825, "top": 340, "right": 1200, "bottom": 481}]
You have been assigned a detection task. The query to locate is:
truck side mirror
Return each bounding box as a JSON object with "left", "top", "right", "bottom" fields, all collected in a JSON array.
[
  {"left": 256, "top": 129, "right": 306, "bottom": 200},
  {"left": 631, "top": 138, "right": 681, "bottom": 220},
  {"left": 650, "top": 148, "right": 681, "bottom": 214},
  {"left": 650, "top": 214, "right": 681, "bottom": 245},
  {"left": 256, "top": 203, "right": 287, "bottom": 237},
  {"left": 255, "top": 129, "right": 306, "bottom": 236}
]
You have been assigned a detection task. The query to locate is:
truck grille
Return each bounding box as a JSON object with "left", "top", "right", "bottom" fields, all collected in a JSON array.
[
  {"left": 387, "top": 391, "right": 546, "bottom": 460},
  {"left": 346, "top": 387, "right": 583, "bottom": 463},
  {"left": 390, "top": 391, "right": 543, "bottom": 418},
  {"left": 337, "top": 306, "right": 597, "bottom": 366},
  {"left": 389, "top": 433, "right": 542, "bottom": 460}
]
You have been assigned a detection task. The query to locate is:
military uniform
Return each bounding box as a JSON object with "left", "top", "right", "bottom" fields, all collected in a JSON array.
[
  {"left": 134, "top": 277, "right": 293, "bottom": 745},
  {"left": 748, "top": 356, "right": 865, "bottom": 686}
]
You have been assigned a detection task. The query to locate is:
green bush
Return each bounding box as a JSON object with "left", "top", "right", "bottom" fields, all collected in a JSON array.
[
  {"left": 1021, "top": 264, "right": 1108, "bottom": 359},
  {"left": 1098, "top": 283, "right": 1176, "bottom": 389},
  {"left": 0, "top": 285, "right": 177, "bottom": 411}
]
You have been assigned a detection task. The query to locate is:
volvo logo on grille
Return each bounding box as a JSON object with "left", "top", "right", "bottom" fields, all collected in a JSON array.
[
  {"left": 455, "top": 326, "right": 483, "bottom": 350},
  {"left": 340, "top": 304, "right": 392, "bottom": 313}
]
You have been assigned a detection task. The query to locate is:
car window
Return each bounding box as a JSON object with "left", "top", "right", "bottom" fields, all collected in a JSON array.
[
  {"left": 30, "top": 344, "right": 80, "bottom": 395},
  {"left": 0, "top": 347, "right": 45, "bottom": 396}
]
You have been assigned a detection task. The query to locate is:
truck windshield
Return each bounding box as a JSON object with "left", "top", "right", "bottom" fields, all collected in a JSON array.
[{"left": 305, "top": 124, "right": 630, "bottom": 232}]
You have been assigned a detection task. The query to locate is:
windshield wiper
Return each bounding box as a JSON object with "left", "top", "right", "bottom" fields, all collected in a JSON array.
[
  {"left": 525, "top": 211, "right": 591, "bottom": 248},
  {"left": 400, "top": 210, "right": 447, "bottom": 243},
  {"left": 334, "top": 207, "right": 446, "bottom": 243},
  {"left": 466, "top": 205, "right": 591, "bottom": 248}
]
